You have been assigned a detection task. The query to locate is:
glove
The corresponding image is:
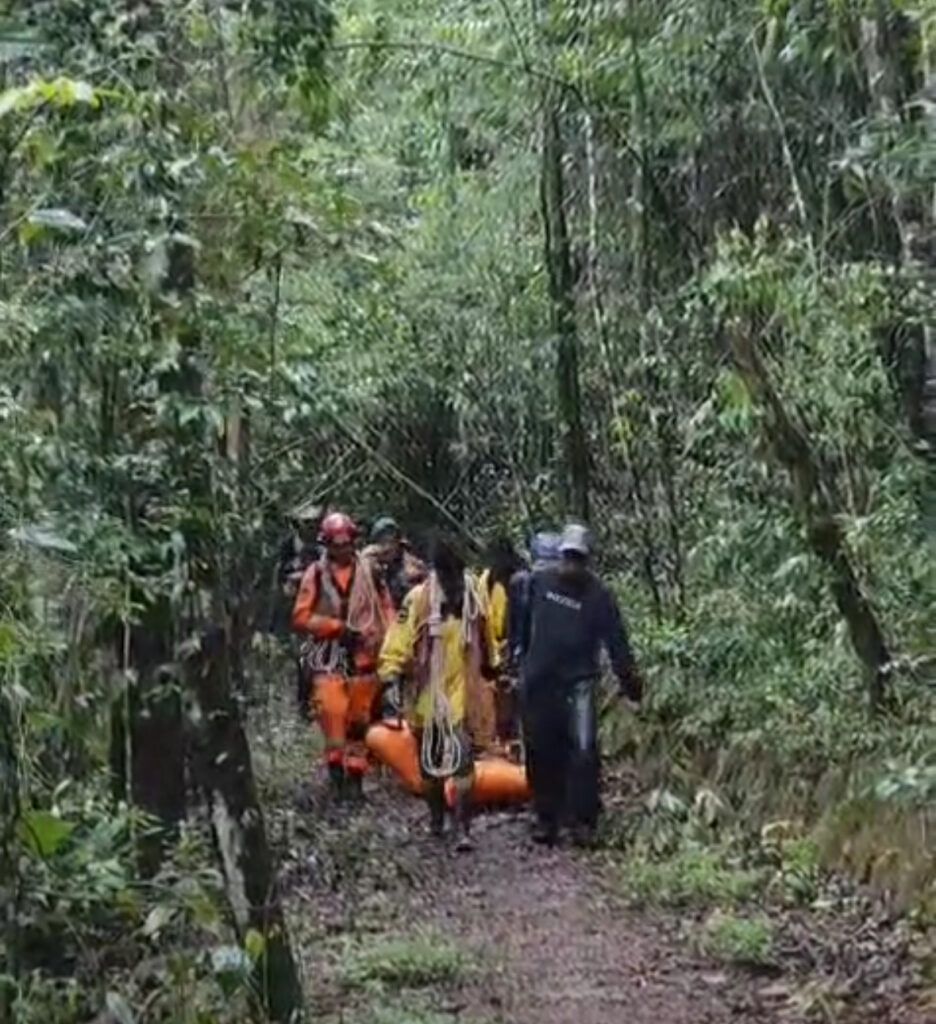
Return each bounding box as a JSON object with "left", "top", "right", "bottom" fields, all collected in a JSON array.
[
  {"left": 341, "top": 625, "right": 363, "bottom": 650},
  {"left": 380, "top": 676, "right": 403, "bottom": 722}
]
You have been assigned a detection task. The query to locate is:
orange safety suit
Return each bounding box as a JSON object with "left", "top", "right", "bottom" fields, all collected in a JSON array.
[{"left": 292, "top": 557, "right": 392, "bottom": 776}]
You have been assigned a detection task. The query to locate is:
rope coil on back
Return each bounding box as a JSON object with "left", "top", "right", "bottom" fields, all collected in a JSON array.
[
  {"left": 302, "top": 555, "right": 388, "bottom": 675},
  {"left": 420, "top": 569, "right": 483, "bottom": 779}
]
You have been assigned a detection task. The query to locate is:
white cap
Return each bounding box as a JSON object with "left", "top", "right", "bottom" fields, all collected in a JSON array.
[{"left": 559, "top": 523, "right": 592, "bottom": 557}]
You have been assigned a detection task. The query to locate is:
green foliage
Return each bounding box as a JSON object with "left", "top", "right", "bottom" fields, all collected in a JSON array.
[
  {"left": 699, "top": 911, "right": 776, "bottom": 968},
  {"left": 624, "top": 846, "right": 765, "bottom": 909},
  {"left": 341, "top": 936, "right": 470, "bottom": 992},
  {"left": 1, "top": 0, "right": 934, "bottom": 1016}
]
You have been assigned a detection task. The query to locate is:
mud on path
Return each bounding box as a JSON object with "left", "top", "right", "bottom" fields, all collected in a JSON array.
[{"left": 269, "top": 768, "right": 931, "bottom": 1024}]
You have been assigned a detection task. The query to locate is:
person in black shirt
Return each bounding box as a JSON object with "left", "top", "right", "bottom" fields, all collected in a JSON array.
[{"left": 517, "top": 524, "right": 642, "bottom": 846}]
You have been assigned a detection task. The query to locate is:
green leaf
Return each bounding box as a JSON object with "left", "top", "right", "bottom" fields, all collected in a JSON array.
[
  {"left": 244, "top": 927, "right": 266, "bottom": 961},
  {"left": 19, "top": 810, "right": 76, "bottom": 858}
]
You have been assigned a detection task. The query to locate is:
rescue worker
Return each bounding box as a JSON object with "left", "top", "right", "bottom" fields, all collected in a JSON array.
[
  {"left": 379, "top": 536, "right": 498, "bottom": 851},
  {"left": 516, "top": 523, "right": 642, "bottom": 847},
  {"left": 362, "top": 515, "right": 427, "bottom": 611},
  {"left": 274, "top": 503, "right": 323, "bottom": 718},
  {"left": 477, "top": 537, "right": 525, "bottom": 752},
  {"left": 292, "top": 511, "right": 393, "bottom": 800}
]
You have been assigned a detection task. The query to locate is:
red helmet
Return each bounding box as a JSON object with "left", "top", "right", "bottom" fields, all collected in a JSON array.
[{"left": 319, "top": 511, "right": 358, "bottom": 544}]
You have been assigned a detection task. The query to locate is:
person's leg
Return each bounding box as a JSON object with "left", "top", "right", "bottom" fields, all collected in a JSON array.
[
  {"left": 343, "top": 674, "right": 379, "bottom": 800},
  {"left": 312, "top": 674, "right": 349, "bottom": 795},
  {"left": 495, "top": 680, "right": 520, "bottom": 748},
  {"left": 523, "top": 689, "right": 567, "bottom": 844},
  {"left": 567, "top": 679, "right": 600, "bottom": 844},
  {"left": 415, "top": 727, "right": 447, "bottom": 837},
  {"left": 469, "top": 679, "right": 497, "bottom": 756},
  {"left": 449, "top": 729, "right": 475, "bottom": 852}
]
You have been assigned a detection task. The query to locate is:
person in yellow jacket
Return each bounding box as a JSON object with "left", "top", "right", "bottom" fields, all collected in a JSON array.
[
  {"left": 476, "top": 537, "right": 524, "bottom": 753},
  {"left": 379, "top": 536, "right": 499, "bottom": 850}
]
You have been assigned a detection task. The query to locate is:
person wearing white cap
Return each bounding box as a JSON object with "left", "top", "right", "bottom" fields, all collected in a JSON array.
[{"left": 517, "top": 522, "right": 642, "bottom": 846}]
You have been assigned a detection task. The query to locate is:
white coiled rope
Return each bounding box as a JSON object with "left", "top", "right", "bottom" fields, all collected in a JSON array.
[{"left": 420, "top": 570, "right": 483, "bottom": 779}]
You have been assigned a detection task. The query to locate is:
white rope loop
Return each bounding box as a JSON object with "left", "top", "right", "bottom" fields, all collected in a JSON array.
[{"left": 420, "top": 569, "right": 482, "bottom": 779}]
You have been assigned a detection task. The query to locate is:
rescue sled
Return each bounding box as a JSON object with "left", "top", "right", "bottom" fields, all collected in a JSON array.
[
  {"left": 445, "top": 756, "right": 531, "bottom": 809},
  {"left": 365, "top": 720, "right": 423, "bottom": 795}
]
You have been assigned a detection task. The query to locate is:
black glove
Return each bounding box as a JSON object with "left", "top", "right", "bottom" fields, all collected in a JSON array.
[
  {"left": 341, "top": 625, "right": 363, "bottom": 651},
  {"left": 380, "top": 676, "right": 403, "bottom": 722}
]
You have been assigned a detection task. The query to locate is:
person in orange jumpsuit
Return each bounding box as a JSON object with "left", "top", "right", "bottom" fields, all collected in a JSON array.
[{"left": 292, "top": 511, "right": 393, "bottom": 800}]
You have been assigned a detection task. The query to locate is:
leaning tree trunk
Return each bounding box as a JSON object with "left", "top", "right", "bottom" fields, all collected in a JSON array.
[
  {"left": 191, "top": 626, "right": 303, "bottom": 1023},
  {"left": 728, "top": 320, "right": 892, "bottom": 712},
  {"left": 540, "top": 87, "right": 590, "bottom": 521}
]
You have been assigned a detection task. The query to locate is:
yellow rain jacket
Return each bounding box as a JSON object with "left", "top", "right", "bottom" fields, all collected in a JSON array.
[
  {"left": 478, "top": 569, "right": 508, "bottom": 656},
  {"left": 379, "top": 576, "right": 499, "bottom": 731}
]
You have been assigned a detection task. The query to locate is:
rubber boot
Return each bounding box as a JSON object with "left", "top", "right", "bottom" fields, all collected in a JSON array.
[
  {"left": 344, "top": 770, "right": 364, "bottom": 804},
  {"left": 531, "top": 816, "right": 558, "bottom": 847},
  {"left": 327, "top": 762, "right": 344, "bottom": 800},
  {"left": 452, "top": 792, "right": 474, "bottom": 853},
  {"left": 570, "top": 822, "right": 597, "bottom": 849},
  {"left": 425, "top": 782, "right": 446, "bottom": 839}
]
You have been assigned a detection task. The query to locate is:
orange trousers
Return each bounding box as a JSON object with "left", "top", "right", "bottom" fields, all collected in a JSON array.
[{"left": 310, "top": 673, "right": 379, "bottom": 776}]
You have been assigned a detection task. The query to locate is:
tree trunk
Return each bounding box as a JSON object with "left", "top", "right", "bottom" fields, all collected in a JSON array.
[
  {"left": 539, "top": 89, "right": 589, "bottom": 520},
  {"left": 729, "top": 321, "right": 892, "bottom": 711},
  {"left": 191, "top": 626, "right": 303, "bottom": 1023},
  {"left": 125, "top": 600, "right": 186, "bottom": 876},
  {"left": 860, "top": 6, "right": 936, "bottom": 458}
]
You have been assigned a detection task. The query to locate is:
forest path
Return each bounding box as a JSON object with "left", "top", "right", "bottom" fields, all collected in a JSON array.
[
  {"left": 255, "top": 711, "right": 929, "bottom": 1024},
  {"left": 280, "top": 776, "right": 796, "bottom": 1024}
]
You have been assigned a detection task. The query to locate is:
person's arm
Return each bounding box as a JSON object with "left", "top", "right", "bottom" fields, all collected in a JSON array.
[
  {"left": 378, "top": 593, "right": 417, "bottom": 683},
  {"left": 291, "top": 564, "right": 343, "bottom": 639},
  {"left": 378, "top": 592, "right": 418, "bottom": 717},
  {"left": 598, "top": 584, "right": 642, "bottom": 703}
]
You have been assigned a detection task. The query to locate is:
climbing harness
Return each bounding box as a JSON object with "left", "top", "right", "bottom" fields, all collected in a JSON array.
[{"left": 419, "top": 569, "right": 484, "bottom": 779}]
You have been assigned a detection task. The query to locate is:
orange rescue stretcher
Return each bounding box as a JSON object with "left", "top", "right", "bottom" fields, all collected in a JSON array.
[{"left": 365, "top": 721, "right": 531, "bottom": 807}]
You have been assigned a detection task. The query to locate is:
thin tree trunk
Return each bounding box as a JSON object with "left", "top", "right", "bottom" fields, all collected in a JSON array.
[
  {"left": 125, "top": 600, "right": 186, "bottom": 875},
  {"left": 0, "top": 683, "right": 20, "bottom": 1023},
  {"left": 191, "top": 626, "right": 303, "bottom": 1023},
  {"left": 729, "top": 321, "right": 892, "bottom": 711},
  {"left": 539, "top": 89, "right": 589, "bottom": 520},
  {"left": 860, "top": 6, "right": 936, "bottom": 457}
]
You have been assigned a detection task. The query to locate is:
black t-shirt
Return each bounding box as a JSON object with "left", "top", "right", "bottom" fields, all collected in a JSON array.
[{"left": 521, "top": 568, "right": 636, "bottom": 696}]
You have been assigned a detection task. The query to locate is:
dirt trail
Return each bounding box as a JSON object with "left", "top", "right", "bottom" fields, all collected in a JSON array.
[
  {"left": 283, "top": 779, "right": 798, "bottom": 1024},
  {"left": 411, "top": 813, "right": 778, "bottom": 1024}
]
